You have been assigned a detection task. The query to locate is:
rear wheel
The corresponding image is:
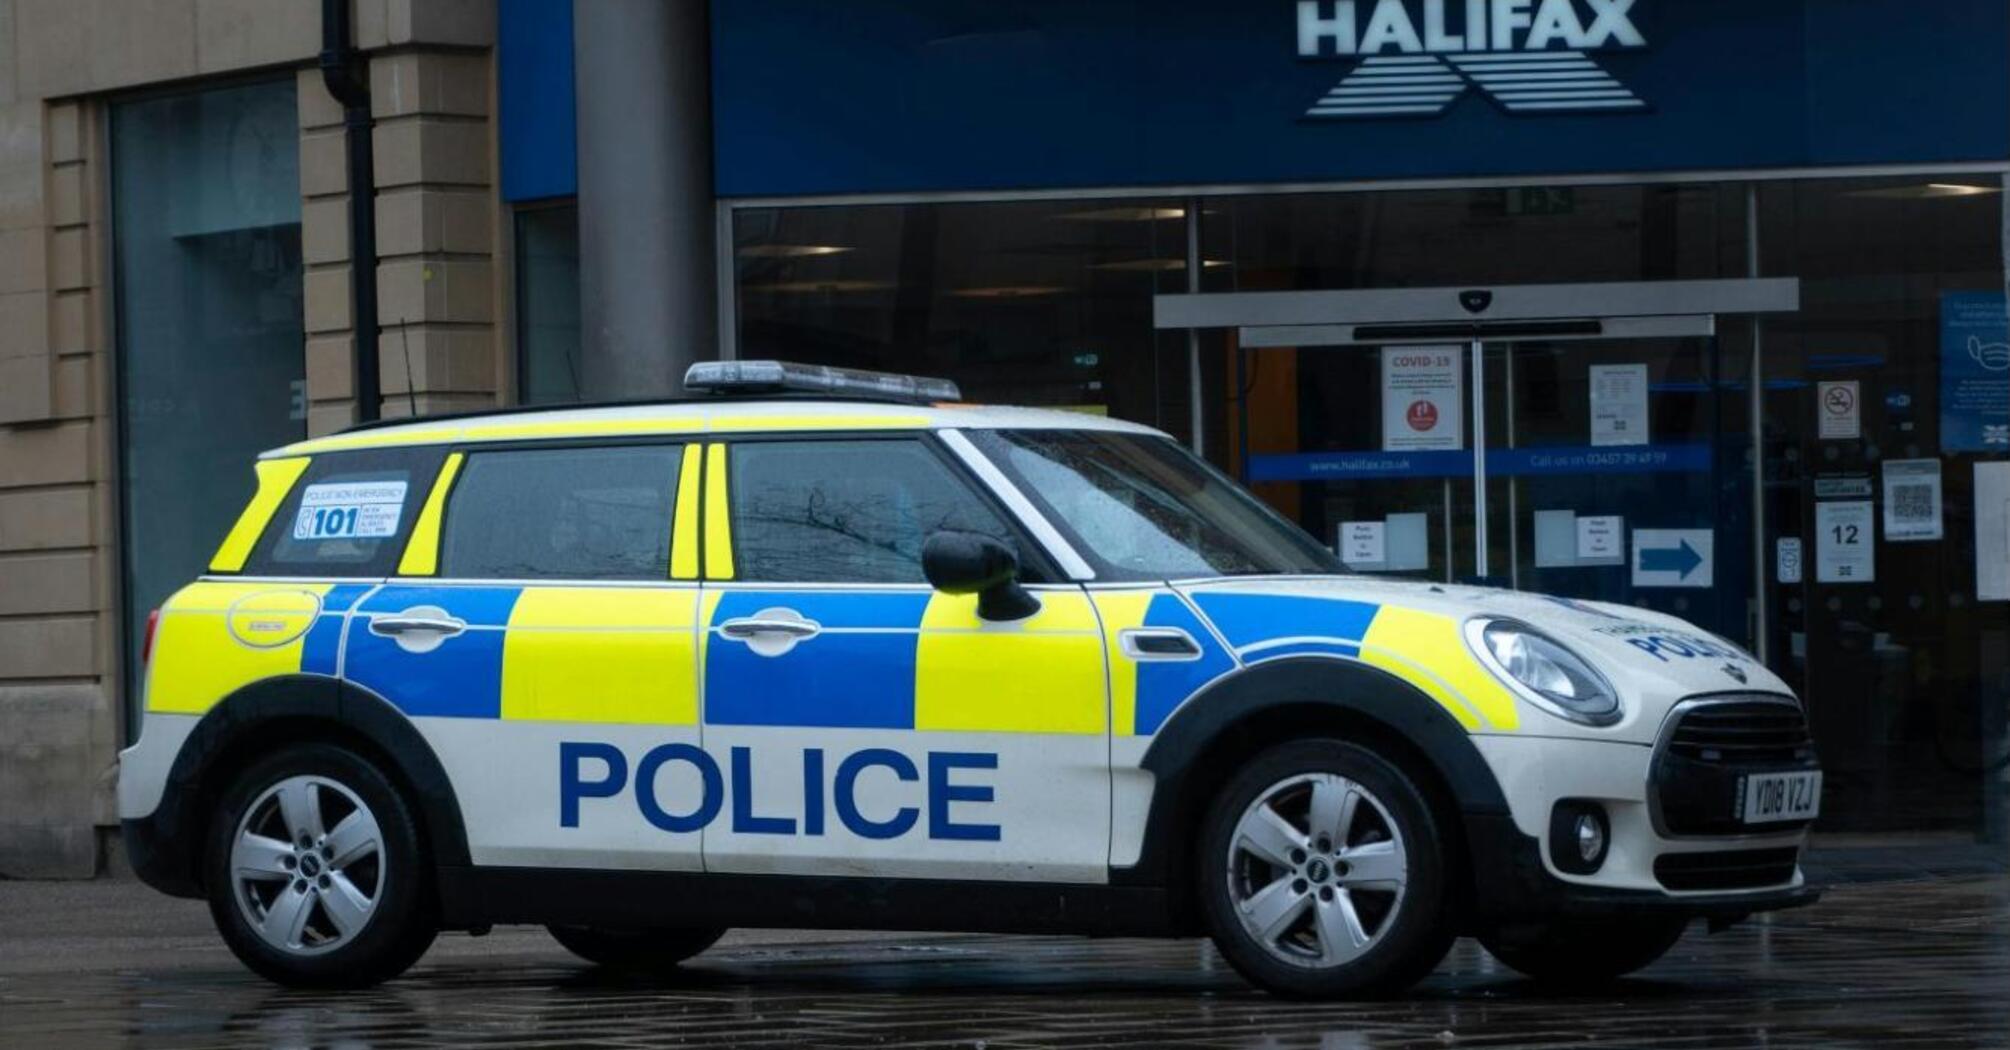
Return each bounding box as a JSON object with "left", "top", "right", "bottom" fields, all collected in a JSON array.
[
  {"left": 204, "top": 743, "right": 438, "bottom": 987},
  {"left": 1198, "top": 739, "right": 1457, "bottom": 999},
  {"left": 1480, "top": 917, "right": 1688, "bottom": 985},
  {"left": 548, "top": 925, "right": 726, "bottom": 972}
]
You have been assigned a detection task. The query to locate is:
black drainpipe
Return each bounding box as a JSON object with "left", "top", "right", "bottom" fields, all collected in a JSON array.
[{"left": 319, "top": 0, "right": 381, "bottom": 421}]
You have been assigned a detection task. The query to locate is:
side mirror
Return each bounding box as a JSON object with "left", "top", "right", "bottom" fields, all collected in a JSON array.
[{"left": 922, "top": 531, "right": 1041, "bottom": 622}]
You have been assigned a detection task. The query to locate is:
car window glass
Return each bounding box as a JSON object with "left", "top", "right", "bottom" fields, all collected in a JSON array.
[
  {"left": 246, "top": 447, "right": 445, "bottom": 578},
  {"left": 729, "top": 439, "right": 1012, "bottom": 583},
  {"left": 971, "top": 430, "right": 1340, "bottom": 580},
  {"left": 441, "top": 445, "right": 683, "bottom": 580}
]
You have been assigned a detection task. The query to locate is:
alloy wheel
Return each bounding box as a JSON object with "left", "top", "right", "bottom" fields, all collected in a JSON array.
[
  {"left": 229, "top": 775, "right": 386, "bottom": 956},
  {"left": 1224, "top": 771, "right": 1409, "bottom": 969}
]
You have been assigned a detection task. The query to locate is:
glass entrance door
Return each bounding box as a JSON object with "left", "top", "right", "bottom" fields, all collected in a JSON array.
[
  {"left": 1254, "top": 329, "right": 1753, "bottom": 646},
  {"left": 1480, "top": 335, "right": 1751, "bottom": 642}
]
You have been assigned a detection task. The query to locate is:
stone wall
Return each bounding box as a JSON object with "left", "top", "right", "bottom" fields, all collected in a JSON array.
[{"left": 0, "top": 0, "right": 498, "bottom": 877}]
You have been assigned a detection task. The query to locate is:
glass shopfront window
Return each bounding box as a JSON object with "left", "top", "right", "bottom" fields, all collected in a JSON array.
[
  {"left": 721, "top": 174, "right": 2010, "bottom": 841},
  {"left": 111, "top": 78, "right": 304, "bottom": 735},
  {"left": 732, "top": 199, "right": 1195, "bottom": 437},
  {"left": 1756, "top": 174, "right": 2010, "bottom": 837},
  {"left": 515, "top": 203, "right": 583, "bottom": 404}
]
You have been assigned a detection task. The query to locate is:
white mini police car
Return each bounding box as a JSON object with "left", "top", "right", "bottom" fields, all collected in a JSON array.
[{"left": 119, "top": 361, "right": 1820, "bottom": 996}]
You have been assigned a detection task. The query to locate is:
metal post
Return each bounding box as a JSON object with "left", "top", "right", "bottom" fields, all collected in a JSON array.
[
  {"left": 1470, "top": 335, "right": 1488, "bottom": 581},
  {"left": 1186, "top": 197, "right": 1205, "bottom": 456},
  {"left": 1505, "top": 342, "right": 1519, "bottom": 591},
  {"left": 1747, "top": 183, "right": 1769, "bottom": 663}
]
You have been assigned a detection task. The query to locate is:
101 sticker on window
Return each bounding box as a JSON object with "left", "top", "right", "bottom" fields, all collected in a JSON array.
[{"left": 293, "top": 481, "right": 408, "bottom": 540}]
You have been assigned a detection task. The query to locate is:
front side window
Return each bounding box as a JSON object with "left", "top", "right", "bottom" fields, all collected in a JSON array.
[
  {"left": 727, "top": 439, "right": 1015, "bottom": 584},
  {"left": 969, "top": 430, "right": 1341, "bottom": 581},
  {"left": 441, "top": 445, "right": 684, "bottom": 580}
]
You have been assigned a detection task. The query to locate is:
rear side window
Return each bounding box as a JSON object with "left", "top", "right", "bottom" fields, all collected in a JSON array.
[
  {"left": 242, "top": 447, "right": 446, "bottom": 577},
  {"left": 440, "top": 445, "right": 684, "bottom": 580},
  {"left": 727, "top": 438, "right": 1017, "bottom": 584}
]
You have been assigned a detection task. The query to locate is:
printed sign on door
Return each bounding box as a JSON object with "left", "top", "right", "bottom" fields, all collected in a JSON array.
[{"left": 1382, "top": 346, "right": 1463, "bottom": 452}]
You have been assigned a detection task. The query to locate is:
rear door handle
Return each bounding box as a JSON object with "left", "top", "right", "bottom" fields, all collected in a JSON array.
[
  {"left": 719, "top": 608, "right": 821, "bottom": 657},
  {"left": 368, "top": 605, "right": 465, "bottom": 654}
]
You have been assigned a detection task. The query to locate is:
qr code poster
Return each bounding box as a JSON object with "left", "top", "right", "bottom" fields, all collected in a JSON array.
[{"left": 1882, "top": 459, "right": 1944, "bottom": 542}]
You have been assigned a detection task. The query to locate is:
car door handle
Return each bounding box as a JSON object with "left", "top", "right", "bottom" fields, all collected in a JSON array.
[
  {"left": 369, "top": 616, "right": 465, "bottom": 636},
  {"left": 1120, "top": 627, "right": 1203, "bottom": 661},
  {"left": 718, "top": 609, "right": 821, "bottom": 657},
  {"left": 720, "top": 617, "right": 821, "bottom": 640},
  {"left": 367, "top": 605, "right": 466, "bottom": 654}
]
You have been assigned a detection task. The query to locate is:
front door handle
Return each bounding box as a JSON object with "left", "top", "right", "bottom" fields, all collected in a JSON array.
[
  {"left": 368, "top": 605, "right": 465, "bottom": 654},
  {"left": 1120, "top": 627, "right": 1203, "bottom": 661},
  {"left": 718, "top": 608, "right": 821, "bottom": 657}
]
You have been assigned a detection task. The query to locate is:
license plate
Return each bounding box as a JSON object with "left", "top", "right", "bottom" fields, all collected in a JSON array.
[{"left": 1740, "top": 771, "right": 1822, "bottom": 824}]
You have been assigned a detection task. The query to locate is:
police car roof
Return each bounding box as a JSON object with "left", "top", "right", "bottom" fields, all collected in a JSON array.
[{"left": 265, "top": 397, "right": 1160, "bottom": 459}]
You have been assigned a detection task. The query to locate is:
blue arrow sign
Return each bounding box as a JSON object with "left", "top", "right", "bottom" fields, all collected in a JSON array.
[{"left": 1639, "top": 539, "right": 1706, "bottom": 579}]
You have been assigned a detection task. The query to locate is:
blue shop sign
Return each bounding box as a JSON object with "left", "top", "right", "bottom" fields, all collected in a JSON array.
[{"left": 1941, "top": 292, "right": 2010, "bottom": 454}]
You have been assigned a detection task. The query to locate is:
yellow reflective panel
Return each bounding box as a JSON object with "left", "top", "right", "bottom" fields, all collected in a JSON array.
[
  {"left": 671, "top": 445, "right": 702, "bottom": 580},
  {"left": 460, "top": 416, "right": 705, "bottom": 442},
  {"left": 277, "top": 427, "right": 463, "bottom": 456},
  {"left": 397, "top": 452, "right": 464, "bottom": 577},
  {"left": 1088, "top": 591, "right": 1155, "bottom": 738},
  {"left": 703, "top": 444, "right": 735, "bottom": 580},
  {"left": 914, "top": 591, "right": 1107, "bottom": 735},
  {"left": 500, "top": 588, "right": 700, "bottom": 724},
  {"left": 1359, "top": 606, "right": 1516, "bottom": 732},
  {"left": 706, "top": 414, "right": 930, "bottom": 432},
  {"left": 209, "top": 457, "right": 311, "bottom": 572},
  {"left": 147, "top": 581, "right": 336, "bottom": 714}
]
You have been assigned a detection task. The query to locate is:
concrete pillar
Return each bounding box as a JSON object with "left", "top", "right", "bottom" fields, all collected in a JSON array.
[{"left": 573, "top": 0, "right": 717, "bottom": 400}]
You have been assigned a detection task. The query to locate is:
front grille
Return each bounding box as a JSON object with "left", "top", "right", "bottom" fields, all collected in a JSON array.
[
  {"left": 1652, "top": 698, "right": 1820, "bottom": 836},
  {"left": 1665, "top": 701, "right": 1814, "bottom": 766},
  {"left": 1655, "top": 847, "right": 1800, "bottom": 891}
]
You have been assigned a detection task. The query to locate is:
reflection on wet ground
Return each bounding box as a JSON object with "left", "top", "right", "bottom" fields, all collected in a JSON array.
[{"left": 1, "top": 874, "right": 2006, "bottom": 1048}]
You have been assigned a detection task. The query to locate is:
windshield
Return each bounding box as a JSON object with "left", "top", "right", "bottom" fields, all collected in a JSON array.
[{"left": 968, "top": 429, "right": 1341, "bottom": 580}]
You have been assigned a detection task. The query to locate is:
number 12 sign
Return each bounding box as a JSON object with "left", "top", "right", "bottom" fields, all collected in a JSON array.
[{"left": 1815, "top": 500, "right": 1875, "bottom": 584}]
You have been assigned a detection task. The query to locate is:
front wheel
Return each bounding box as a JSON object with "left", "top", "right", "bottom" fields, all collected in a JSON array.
[
  {"left": 204, "top": 744, "right": 438, "bottom": 988},
  {"left": 548, "top": 925, "right": 726, "bottom": 972},
  {"left": 1479, "top": 917, "right": 1688, "bottom": 985},
  {"left": 1198, "top": 739, "right": 1457, "bottom": 999}
]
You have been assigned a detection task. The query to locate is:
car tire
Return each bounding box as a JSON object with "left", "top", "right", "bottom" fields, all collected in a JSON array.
[
  {"left": 547, "top": 925, "right": 727, "bottom": 972},
  {"left": 204, "top": 743, "right": 438, "bottom": 988},
  {"left": 1479, "top": 917, "right": 1688, "bottom": 985},
  {"left": 1198, "top": 738, "right": 1457, "bottom": 999}
]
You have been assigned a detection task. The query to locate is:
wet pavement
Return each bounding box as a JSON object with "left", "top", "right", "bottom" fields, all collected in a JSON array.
[{"left": 2, "top": 870, "right": 2007, "bottom": 1048}]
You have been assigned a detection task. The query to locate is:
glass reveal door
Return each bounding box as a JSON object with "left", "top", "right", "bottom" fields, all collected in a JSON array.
[
  {"left": 1278, "top": 342, "right": 1478, "bottom": 584},
  {"left": 1478, "top": 335, "right": 1752, "bottom": 642}
]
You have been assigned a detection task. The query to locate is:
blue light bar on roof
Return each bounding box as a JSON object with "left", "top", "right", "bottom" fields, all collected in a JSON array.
[{"left": 683, "top": 360, "right": 962, "bottom": 403}]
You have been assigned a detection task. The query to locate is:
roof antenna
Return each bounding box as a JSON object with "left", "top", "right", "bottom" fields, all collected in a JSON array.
[{"left": 398, "top": 317, "right": 419, "bottom": 417}]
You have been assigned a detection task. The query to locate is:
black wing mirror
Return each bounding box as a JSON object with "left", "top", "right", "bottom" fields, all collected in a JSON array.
[{"left": 921, "top": 531, "right": 1040, "bottom": 622}]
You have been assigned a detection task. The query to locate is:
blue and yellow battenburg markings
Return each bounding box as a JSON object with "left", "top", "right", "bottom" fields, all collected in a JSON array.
[{"left": 147, "top": 582, "right": 372, "bottom": 713}]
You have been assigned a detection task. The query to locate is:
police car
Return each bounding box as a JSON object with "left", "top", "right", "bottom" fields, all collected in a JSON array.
[{"left": 118, "top": 361, "right": 1821, "bottom": 996}]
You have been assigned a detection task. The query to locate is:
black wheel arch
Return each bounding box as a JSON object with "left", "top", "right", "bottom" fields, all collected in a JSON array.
[
  {"left": 123, "top": 675, "right": 470, "bottom": 898},
  {"left": 1111, "top": 657, "right": 1511, "bottom": 931}
]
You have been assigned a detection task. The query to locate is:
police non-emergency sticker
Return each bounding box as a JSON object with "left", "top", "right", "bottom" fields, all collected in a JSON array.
[{"left": 292, "top": 481, "right": 408, "bottom": 540}]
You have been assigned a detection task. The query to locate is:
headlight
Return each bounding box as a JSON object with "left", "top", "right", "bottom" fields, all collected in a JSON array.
[{"left": 1466, "top": 618, "right": 1622, "bottom": 726}]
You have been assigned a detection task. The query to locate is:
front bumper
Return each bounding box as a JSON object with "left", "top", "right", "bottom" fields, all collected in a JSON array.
[{"left": 1464, "top": 734, "right": 1820, "bottom": 923}]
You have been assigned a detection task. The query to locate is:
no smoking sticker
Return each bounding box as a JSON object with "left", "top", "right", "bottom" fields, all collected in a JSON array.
[{"left": 1818, "top": 380, "right": 1861, "bottom": 440}]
